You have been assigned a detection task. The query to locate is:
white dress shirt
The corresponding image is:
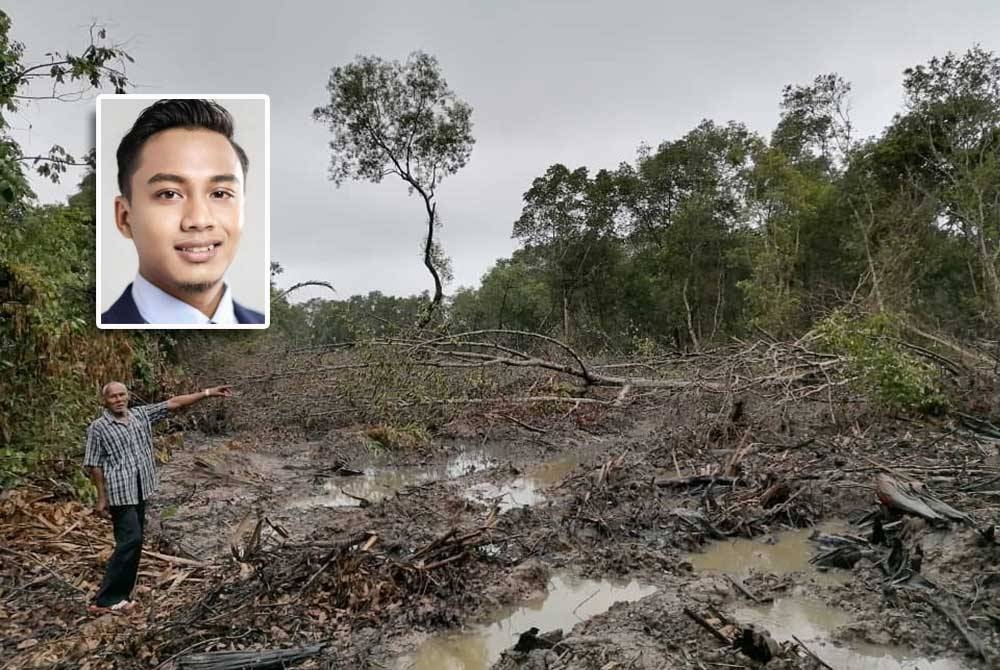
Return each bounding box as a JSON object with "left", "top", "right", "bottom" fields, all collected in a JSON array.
[{"left": 132, "top": 273, "right": 237, "bottom": 325}]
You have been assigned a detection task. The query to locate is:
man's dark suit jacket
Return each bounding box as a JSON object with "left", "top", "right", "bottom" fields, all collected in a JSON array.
[{"left": 101, "top": 283, "right": 265, "bottom": 325}]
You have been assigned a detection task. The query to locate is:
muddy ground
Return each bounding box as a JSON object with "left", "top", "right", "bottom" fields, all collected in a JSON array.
[{"left": 2, "top": 389, "right": 999, "bottom": 669}]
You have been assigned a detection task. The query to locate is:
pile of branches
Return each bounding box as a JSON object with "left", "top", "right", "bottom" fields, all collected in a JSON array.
[
  {"left": 184, "top": 331, "right": 871, "bottom": 438},
  {"left": 0, "top": 481, "right": 514, "bottom": 669},
  {"left": 555, "top": 443, "right": 829, "bottom": 556},
  {"left": 807, "top": 472, "right": 1000, "bottom": 665},
  {"left": 144, "top": 519, "right": 508, "bottom": 662},
  {"left": 0, "top": 487, "right": 211, "bottom": 669}
]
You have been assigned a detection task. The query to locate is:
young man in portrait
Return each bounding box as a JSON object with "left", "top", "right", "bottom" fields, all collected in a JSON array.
[{"left": 101, "top": 99, "right": 264, "bottom": 325}]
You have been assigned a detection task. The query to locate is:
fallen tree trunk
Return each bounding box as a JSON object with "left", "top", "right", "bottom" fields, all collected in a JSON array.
[
  {"left": 177, "top": 643, "right": 326, "bottom": 670},
  {"left": 918, "top": 594, "right": 993, "bottom": 663},
  {"left": 875, "top": 474, "right": 946, "bottom": 522},
  {"left": 655, "top": 475, "right": 741, "bottom": 488}
]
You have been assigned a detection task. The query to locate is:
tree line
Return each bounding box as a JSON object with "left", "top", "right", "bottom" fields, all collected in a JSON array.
[{"left": 280, "top": 46, "right": 1000, "bottom": 354}]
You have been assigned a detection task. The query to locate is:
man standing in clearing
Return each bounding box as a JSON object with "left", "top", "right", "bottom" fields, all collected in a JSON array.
[{"left": 83, "top": 381, "right": 232, "bottom": 613}]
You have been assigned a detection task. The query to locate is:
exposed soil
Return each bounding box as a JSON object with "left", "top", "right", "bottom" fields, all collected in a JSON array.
[{"left": 2, "top": 388, "right": 998, "bottom": 669}]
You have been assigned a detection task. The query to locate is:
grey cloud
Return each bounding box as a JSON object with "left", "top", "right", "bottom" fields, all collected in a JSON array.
[{"left": 10, "top": 0, "right": 999, "bottom": 298}]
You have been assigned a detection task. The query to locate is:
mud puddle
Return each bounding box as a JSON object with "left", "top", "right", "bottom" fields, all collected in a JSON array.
[
  {"left": 691, "top": 525, "right": 964, "bottom": 670},
  {"left": 688, "top": 525, "right": 850, "bottom": 585},
  {"left": 396, "top": 573, "right": 656, "bottom": 670},
  {"left": 463, "top": 452, "right": 583, "bottom": 511},
  {"left": 734, "top": 598, "right": 964, "bottom": 669},
  {"left": 290, "top": 451, "right": 495, "bottom": 508},
  {"left": 291, "top": 449, "right": 587, "bottom": 510}
]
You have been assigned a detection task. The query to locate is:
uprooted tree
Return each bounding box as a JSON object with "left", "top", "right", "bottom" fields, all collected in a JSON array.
[{"left": 313, "top": 51, "right": 474, "bottom": 325}]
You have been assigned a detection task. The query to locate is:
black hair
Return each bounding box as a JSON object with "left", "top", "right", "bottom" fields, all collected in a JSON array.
[{"left": 116, "top": 98, "right": 249, "bottom": 200}]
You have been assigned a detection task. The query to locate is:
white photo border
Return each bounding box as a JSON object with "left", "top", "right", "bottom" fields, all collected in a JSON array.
[{"left": 95, "top": 93, "right": 270, "bottom": 330}]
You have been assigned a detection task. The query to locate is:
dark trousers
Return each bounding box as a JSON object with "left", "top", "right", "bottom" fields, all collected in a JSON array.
[{"left": 95, "top": 479, "right": 146, "bottom": 606}]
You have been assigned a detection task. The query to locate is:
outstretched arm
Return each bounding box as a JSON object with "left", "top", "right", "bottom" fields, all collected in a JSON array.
[{"left": 165, "top": 386, "right": 234, "bottom": 412}]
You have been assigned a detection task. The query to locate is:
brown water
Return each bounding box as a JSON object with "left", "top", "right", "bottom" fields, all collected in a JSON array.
[
  {"left": 691, "top": 525, "right": 965, "bottom": 670},
  {"left": 291, "top": 449, "right": 586, "bottom": 511},
  {"left": 289, "top": 451, "right": 495, "bottom": 508},
  {"left": 687, "top": 526, "right": 851, "bottom": 584},
  {"left": 463, "top": 453, "right": 582, "bottom": 511},
  {"left": 734, "top": 598, "right": 965, "bottom": 670},
  {"left": 397, "top": 573, "right": 656, "bottom": 670}
]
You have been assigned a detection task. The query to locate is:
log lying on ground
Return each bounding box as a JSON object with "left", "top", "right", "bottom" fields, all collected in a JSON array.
[
  {"left": 918, "top": 594, "right": 994, "bottom": 663},
  {"left": 683, "top": 607, "right": 730, "bottom": 644},
  {"left": 177, "top": 643, "right": 325, "bottom": 670},
  {"left": 810, "top": 544, "right": 864, "bottom": 569},
  {"left": 908, "top": 484, "right": 973, "bottom": 524},
  {"left": 684, "top": 607, "right": 783, "bottom": 663},
  {"left": 655, "top": 475, "right": 741, "bottom": 488},
  {"left": 875, "top": 475, "right": 950, "bottom": 523}
]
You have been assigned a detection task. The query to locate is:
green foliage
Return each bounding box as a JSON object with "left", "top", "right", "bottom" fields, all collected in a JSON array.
[
  {"left": 616, "top": 121, "right": 760, "bottom": 347},
  {"left": 449, "top": 252, "right": 554, "bottom": 333},
  {"left": 0, "top": 12, "right": 167, "bottom": 488},
  {"left": 815, "top": 310, "right": 947, "bottom": 414},
  {"left": 899, "top": 46, "right": 1000, "bottom": 326},
  {"left": 286, "top": 47, "right": 999, "bottom": 354},
  {"left": 313, "top": 50, "right": 473, "bottom": 189},
  {"left": 512, "top": 164, "right": 627, "bottom": 341},
  {"left": 0, "top": 11, "right": 132, "bottom": 188},
  {"left": 313, "top": 50, "right": 474, "bottom": 315},
  {"left": 0, "top": 174, "right": 174, "bottom": 485},
  {"left": 740, "top": 146, "right": 836, "bottom": 335},
  {"left": 771, "top": 73, "right": 852, "bottom": 171}
]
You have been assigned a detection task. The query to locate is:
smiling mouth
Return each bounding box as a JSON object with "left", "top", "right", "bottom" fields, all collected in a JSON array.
[{"left": 175, "top": 242, "right": 222, "bottom": 263}]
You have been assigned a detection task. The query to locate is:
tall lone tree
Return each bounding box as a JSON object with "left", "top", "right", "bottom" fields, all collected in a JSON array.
[{"left": 314, "top": 51, "right": 474, "bottom": 324}]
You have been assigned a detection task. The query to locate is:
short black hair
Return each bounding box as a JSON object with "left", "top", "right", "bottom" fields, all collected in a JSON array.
[{"left": 116, "top": 98, "right": 249, "bottom": 200}]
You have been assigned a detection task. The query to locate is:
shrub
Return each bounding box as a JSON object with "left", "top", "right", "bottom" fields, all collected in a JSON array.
[{"left": 815, "top": 309, "right": 948, "bottom": 414}]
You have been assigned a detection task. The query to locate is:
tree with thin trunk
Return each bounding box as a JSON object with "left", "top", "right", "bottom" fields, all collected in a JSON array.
[
  {"left": 899, "top": 46, "right": 1000, "bottom": 327},
  {"left": 313, "top": 51, "right": 474, "bottom": 325}
]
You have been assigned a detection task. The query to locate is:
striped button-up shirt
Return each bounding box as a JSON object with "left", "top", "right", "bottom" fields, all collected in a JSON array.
[{"left": 83, "top": 402, "right": 170, "bottom": 506}]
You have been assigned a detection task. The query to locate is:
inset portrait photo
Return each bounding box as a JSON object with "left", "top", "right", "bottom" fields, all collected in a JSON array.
[{"left": 96, "top": 95, "right": 269, "bottom": 328}]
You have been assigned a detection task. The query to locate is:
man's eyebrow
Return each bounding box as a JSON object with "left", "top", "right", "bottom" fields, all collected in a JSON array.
[
  {"left": 147, "top": 173, "right": 187, "bottom": 185},
  {"left": 146, "top": 173, "right": 241, "bottom": 186}
]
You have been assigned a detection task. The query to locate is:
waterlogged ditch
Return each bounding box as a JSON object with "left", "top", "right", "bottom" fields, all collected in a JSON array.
[
  {"left": 289, "top": 449, "right": 587, "bottom": 510},
  {"left": 690, "top": 525, "right": 966, "bottom": 670},
  {"left": 688, "top": 525, "right": 851, "bottom": 585},
  {"left": 396, "top": 573, "right": 657, "bottom": 670},
  {"left": 261, "top": 439, "right": 982, "bottom": 668},
  {"left": 289, "top": 450, "right": 496, "bottom": 508},
  {"left": 465, "top": 455, "right": 584, "bottom": 511},
  {"left": 733, "top": 598, "right": 965, "bottom": 670}
]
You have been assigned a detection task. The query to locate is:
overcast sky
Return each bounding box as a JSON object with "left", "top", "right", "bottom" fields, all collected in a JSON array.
[{"left": 8, "top": 0, "right": 999, "bottom": 301}]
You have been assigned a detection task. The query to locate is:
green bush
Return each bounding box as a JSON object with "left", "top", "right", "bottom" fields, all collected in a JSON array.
[
  {"left": 815, "top": 309, "right": 948, "bottom": 414},
  {"left": 0, "top": 179, "right": 175, "bottom": 490}
]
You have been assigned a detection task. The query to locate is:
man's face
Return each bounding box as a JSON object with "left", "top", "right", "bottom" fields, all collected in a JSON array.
[
  {"left": 115, "top": 128, "right": 245, "bottom": 297},
  {"left": 103, "top": 384, "right": 129, "bottom": 415}
]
